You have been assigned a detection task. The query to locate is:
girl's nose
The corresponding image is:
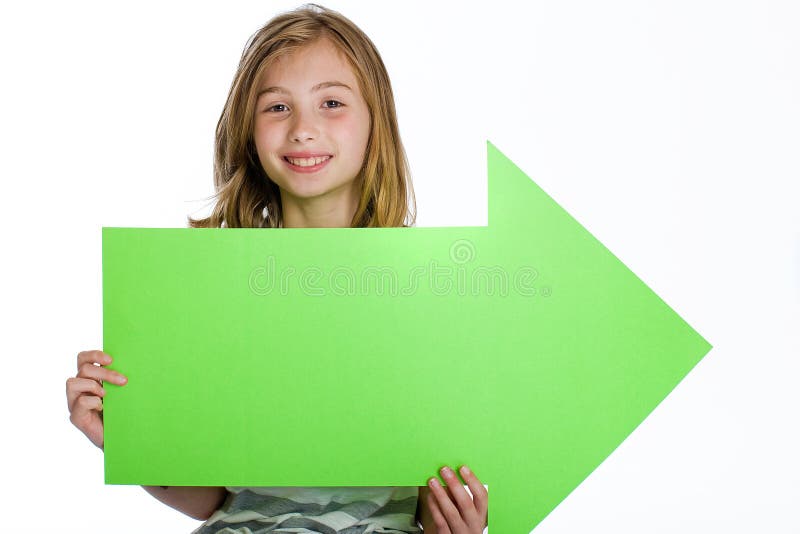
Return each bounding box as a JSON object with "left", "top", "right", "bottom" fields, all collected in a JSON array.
[{"left": 289, "top": 109, "right": 319, "bottom": 142}]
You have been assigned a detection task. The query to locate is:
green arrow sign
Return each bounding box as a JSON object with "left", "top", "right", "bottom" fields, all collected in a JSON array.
[{"left": 103, "top": 141, "right": 711, "bottom": 532}]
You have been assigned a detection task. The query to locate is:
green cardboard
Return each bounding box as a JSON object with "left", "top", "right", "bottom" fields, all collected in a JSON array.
[{"left": 103, "top": 141, "right": 712, "bottom": 532}]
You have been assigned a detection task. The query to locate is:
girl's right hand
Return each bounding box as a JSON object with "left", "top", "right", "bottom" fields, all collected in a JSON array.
[{"left": 66, "top": 350, "right": 128, "bottom": 450}]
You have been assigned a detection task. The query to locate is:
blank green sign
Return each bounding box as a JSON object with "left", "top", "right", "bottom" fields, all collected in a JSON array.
[{"left": 103, "top": 141, "right": 712, "bottom": 533}]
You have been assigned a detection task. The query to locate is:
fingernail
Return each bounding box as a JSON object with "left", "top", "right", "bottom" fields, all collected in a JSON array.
[
  {"left": 428, "top": 477, "right": 439, "bottom": 487},
  {"left": 460, "top": 465, "right": 471, "bottom": 476},
  {"left": 118, "top": 376, "right": 127, "bottom": 384},
  {"left": 440, "top": 466, "right": 452, "bottom": 476}
]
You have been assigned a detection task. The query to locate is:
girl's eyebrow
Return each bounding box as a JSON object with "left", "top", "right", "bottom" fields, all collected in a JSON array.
[{"left": 257, "top": 81, "right": 352, "bottom": 99}]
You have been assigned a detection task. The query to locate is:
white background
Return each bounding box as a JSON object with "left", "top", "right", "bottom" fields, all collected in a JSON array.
[{"left": 1, "top": 0, "right": 798, "bottom": 532}]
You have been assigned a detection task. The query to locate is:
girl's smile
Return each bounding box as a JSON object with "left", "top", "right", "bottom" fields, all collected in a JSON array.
[{"left": 283, "top": 152, "right": 333, "bottom": 173}]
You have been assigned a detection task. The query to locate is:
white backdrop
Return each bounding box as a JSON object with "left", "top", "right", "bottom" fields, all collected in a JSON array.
[{"left": 1, "top": 0, "right": 798, "bottom": 532}]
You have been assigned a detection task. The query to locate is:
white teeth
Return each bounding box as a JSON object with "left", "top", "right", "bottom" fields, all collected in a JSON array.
[{"left": 286, "top": 156, "right": 330, "bottom": 167}]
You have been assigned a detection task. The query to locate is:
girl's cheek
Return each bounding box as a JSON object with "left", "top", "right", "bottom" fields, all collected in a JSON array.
[
  {"left": 328, "top": 112, "right": 353, "bottom": 124},
  {"left": 338, "top": 113, "right": 369, "bottom": 137}
]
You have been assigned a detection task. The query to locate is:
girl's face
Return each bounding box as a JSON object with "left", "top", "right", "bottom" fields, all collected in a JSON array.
[{"left": 253, "top": 38, "right": 371, "bottom": 211}]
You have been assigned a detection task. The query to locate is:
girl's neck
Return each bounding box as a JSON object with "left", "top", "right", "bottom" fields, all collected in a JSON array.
[{"left": 280, "top": 183, "right": 360, "bottom": 229}]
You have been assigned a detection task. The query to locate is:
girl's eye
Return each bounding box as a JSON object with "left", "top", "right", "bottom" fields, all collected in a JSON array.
[{"left": 263, "top": 101, "right": 342, "bottom": 113}]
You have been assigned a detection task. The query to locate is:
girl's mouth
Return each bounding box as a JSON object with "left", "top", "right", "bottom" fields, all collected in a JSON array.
[{"left": 283, "top": 155, "right": 332, "bottom": 173}]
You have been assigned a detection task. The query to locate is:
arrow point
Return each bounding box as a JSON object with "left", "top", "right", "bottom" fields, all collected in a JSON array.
[{"left": 486, "top": 140, "right": 550, "bottom": 230}]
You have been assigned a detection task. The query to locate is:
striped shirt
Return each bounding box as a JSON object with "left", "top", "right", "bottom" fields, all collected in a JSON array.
[{"left": 192, "top": 486, "right": 422, "bottom": 534}]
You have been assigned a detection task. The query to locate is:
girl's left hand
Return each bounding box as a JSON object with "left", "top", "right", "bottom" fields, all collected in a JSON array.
[{"left": 426, "top": 465, "right": 488, "bottom": 533}]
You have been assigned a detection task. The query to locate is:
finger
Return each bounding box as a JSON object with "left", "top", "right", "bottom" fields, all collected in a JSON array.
[
  {"left": 77, "top": 362, "right": 127, "bottom": 386},
  {"left": 427, "top": 492, "right": 452, "bottom": 534},
  {"left": 77, "top": 350, "right": 112, "bottom": 373},
  {"left": 69, "top": 395, "right": 102, "bottom": 436},
  {"left": 439, "top": 466, "right": 477, "bottom": 519},
  {"left": 459, "top": 465, "right": 489, "bottom": 523},
  {"left": 70, "top": 394, "right": 103, "bottom": 421},
  {"left": 66, "top": 377, "right": 105, "bottom": 413},
  {"left": 428, "top": 475, "right": 464, "bottom": 530}
]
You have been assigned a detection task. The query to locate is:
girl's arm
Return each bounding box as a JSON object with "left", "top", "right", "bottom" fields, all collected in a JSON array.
[
  {"left": 141, "top": 486, "right": 228, "bottom": 521},
  {"left": 416, "top": 486, "right": 437, "bottom": 532},
  {"left": 67, "top": 352, "right": 228, "bottom": 521}
]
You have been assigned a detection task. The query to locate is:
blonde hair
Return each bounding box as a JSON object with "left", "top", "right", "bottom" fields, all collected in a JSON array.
[{"left": 188, "top": 3, "right": 416, "bottom": 229}]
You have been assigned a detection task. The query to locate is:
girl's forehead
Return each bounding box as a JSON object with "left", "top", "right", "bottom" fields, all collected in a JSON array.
[{"left": 260, "top": 39, "right": 356, "bottom": 85}]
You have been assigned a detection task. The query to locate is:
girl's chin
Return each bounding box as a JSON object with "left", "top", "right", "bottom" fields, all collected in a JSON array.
[
  {"left": 278, "top": 179, "right": 358, "bottom": 203},
  {"left": 280, "top": 181, "right": 337, "bottom": 199}
]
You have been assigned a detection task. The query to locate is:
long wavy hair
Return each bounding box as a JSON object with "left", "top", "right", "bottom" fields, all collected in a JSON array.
[{"left": 188, "top": 4, "right": 416, "bottom": 229}]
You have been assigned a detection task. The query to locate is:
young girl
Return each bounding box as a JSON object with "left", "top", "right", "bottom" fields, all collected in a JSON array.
[{"left": 65, "top": 4, "right": 488, "bottom": 533}]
